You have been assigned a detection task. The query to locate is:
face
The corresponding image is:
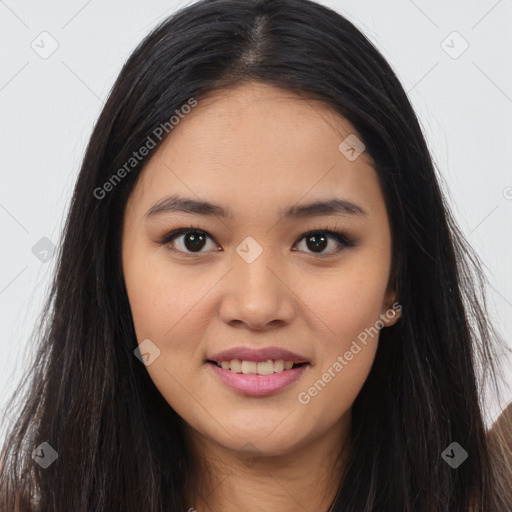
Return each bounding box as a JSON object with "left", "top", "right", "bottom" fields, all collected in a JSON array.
[{"left": 122, "top": 81, "right": 400, "bottom": 459}]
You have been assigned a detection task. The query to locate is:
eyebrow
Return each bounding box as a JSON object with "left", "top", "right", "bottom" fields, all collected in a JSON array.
[{"left": 145, "top": 194, "right": 367, "bottom": 219}]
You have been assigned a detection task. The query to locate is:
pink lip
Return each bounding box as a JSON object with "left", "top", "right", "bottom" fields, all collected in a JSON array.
[
  {"left": 207, "top": 345, "right": 309, "bottom": 364},
  {"left": 206, "top": 362, "right": 310, "bottom": 396}
]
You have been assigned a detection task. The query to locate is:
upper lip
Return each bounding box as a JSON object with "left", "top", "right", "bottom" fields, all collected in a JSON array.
[{"left": 207, "top": 346, "right": 310, "bottom": 364}]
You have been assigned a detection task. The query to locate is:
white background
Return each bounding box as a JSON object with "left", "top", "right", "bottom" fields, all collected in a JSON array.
[{"left": 1, "top": 0, "right": 511, "bottom": 445}]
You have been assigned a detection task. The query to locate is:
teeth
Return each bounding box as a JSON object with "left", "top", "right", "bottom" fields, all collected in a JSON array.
[
  {"left": 215, "top": 359, "right": 300, "bottom": 375},
  {"left": 241, "top": 360, "right": 257, "bottom": 374},
  {"left": 257, "top": 360, "right": 274, "bottom": 375},
  {"left": 274, "top": 359, "right": 284, "bottom": 372},
  {"left": 230, "top": 359, "right": 242, "bottom": 373}
]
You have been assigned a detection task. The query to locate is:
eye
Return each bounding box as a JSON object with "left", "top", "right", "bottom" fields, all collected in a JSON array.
[
  {"left": 158, "top": 225, "right": 355, "bottom": 257},
  {"left": 159, "top": 226, "right": 219, "bottom": 257},
  {"left": 293, "top": 229, "right": 355, "bottom": 255}
]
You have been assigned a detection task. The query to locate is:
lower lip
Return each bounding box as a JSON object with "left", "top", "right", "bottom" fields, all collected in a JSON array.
[{"left": 206, "top": 362, "right": 310, "bottom": 396}]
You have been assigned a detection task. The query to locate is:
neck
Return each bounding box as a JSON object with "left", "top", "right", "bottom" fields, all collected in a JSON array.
[{"left": 183, "top": 416, "right": 350, "bottom": 512}]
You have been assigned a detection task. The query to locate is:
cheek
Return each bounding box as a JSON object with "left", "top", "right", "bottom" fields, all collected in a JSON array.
[
  {"left": 299, "top": 261, "right": 390, "bottom": 346},
  {"left": 295, "top": 271, "right": 384, "bottom": 421},
  {"left": 123, "top": 247, "right": 212, "bottom": 343},
  {"left": 123, "top": 252, "right": 212, "bottom": 414},
  {"left": 297, "top": 339, "right": 378, "bottom": 434},
  {"left": 294, "top": 253, "right": 389, "bottom": 410}
]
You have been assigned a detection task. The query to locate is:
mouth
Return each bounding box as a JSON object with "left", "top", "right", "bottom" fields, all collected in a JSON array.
[
  {"left": 205, "top": 359, "right": 311, "bottom": 396},
  {"left": 206, "top": 359, "right": 309, "bottom": 375}
]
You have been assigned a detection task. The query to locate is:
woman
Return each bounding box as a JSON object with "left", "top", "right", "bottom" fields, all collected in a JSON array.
[{"left": 1, "top": 0, "right": 511, "bottom": 510}]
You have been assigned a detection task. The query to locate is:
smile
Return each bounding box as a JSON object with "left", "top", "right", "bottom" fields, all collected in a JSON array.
[{"left": 206, "top": 359, "right": 310, "bottom": 396}]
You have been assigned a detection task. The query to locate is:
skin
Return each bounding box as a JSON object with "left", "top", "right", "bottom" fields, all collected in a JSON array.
[{"left": 122, "top": 81, "right": 401, "bottom": 512}]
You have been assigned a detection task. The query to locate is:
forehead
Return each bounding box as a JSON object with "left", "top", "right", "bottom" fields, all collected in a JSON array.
[{"left": 127, "top": 82, "right": 383, "bottom": 220}]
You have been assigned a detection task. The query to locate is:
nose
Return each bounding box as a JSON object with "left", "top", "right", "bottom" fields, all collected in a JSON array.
[{"left": 218, "top": 249, "right": 296, "bottom": 331}]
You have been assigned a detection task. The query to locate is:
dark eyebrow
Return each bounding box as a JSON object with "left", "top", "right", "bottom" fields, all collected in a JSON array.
[
  {"left": 280, "top": 198, "right": 367, "bottom": 217},
  {"left": 145, "top": 194, "right": 367, "bottom": 219},
  {"left": 145, "top": 195, "right": 231, "bottom": 218}
]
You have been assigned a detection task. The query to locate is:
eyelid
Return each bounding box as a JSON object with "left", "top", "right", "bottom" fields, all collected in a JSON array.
[
  {"left": 158, "top": 224, "right": 355, "bottom": 257},
  {"left": 158, "top": 224, "right": 220, "bottom": 257},
  {"left": 293, "top": 228, "right": 355, "bottom": 248}
]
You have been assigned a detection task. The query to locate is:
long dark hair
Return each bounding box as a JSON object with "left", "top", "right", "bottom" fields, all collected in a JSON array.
[{"left": 1, "top": 0, "right": 511, "bottom": 510}]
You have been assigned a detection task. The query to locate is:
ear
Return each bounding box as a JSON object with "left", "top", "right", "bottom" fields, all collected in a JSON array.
[{"left": 380, "top": 285, "right": 402, "bottom": 328}]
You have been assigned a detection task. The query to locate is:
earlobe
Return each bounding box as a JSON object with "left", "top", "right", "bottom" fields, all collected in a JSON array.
[
  {"left": 380, "top": 278, "right": 402, "bottom": 327},
  {"left": 383, "top": 306, "right": 401, "bottom": 327},
  {"left": 380, "top": 297, "right": 402, "bottom": 328}
]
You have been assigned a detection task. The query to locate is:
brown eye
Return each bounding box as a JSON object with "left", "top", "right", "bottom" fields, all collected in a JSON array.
[
  {"left": 294, "top": 230, "right": 354, "bottom": 255},
  {"left": 181, "top": 231, "right": 207, "bottom": 252},
  {"left": 304, "top": 233, "right": 328, "bottom": 253},
  {"left": 161, "top": 228, "right": 219, "bottom": 256},
  {"left": 159, "top": 227, "right": 354, "bottom": 258}
]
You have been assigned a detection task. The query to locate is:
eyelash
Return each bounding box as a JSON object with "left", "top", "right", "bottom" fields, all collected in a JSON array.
[{"left": 157, "top": 223, "right": 356, "bottom": 258}]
